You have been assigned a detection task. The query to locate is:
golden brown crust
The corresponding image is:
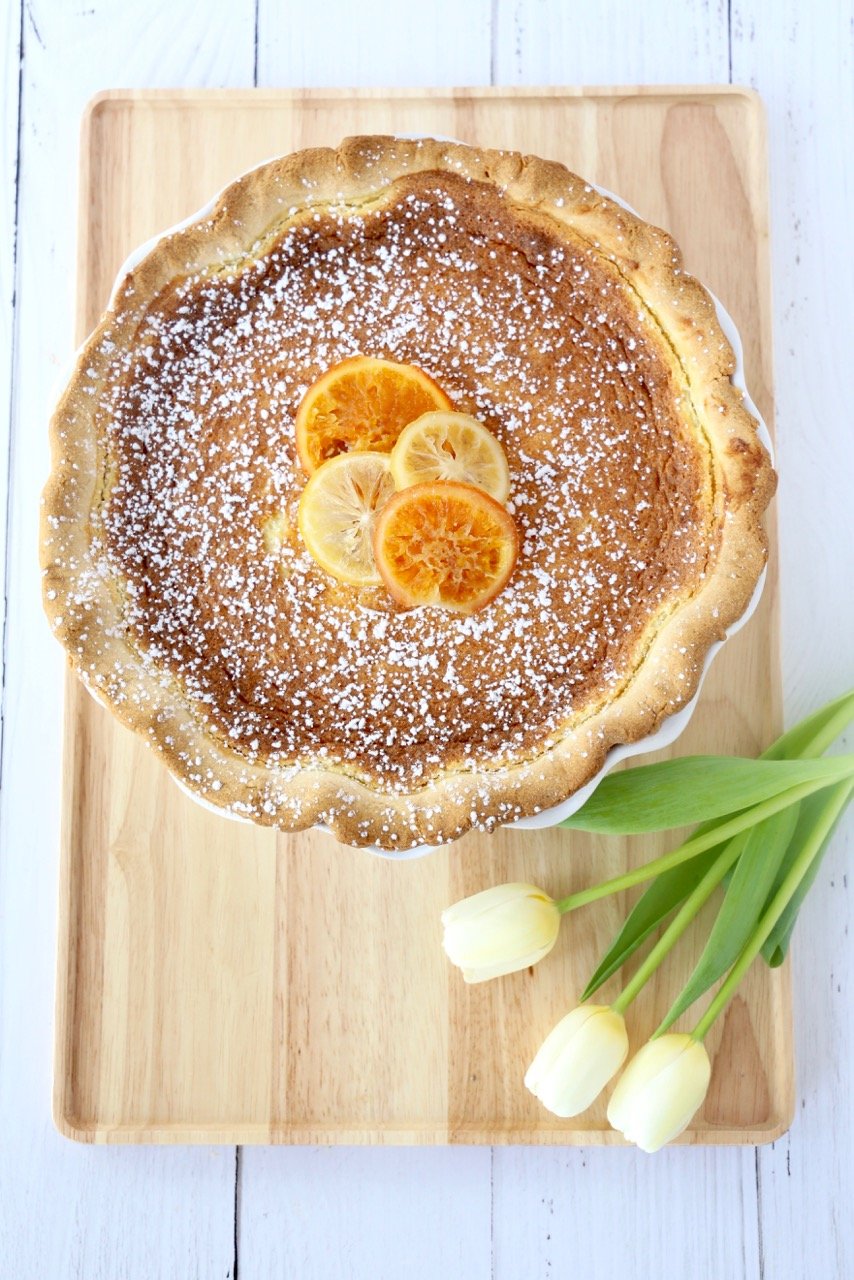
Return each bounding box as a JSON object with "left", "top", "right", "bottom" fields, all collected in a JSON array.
[{"left": 42, "top": 136, "right": 775, "bottom": 849}]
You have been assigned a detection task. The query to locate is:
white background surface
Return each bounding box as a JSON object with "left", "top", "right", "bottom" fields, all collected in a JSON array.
[{"left": 1, "top": 1, "right": 852, "bottom": 1275}]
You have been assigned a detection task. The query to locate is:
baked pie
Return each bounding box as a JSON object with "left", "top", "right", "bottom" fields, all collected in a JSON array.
[{"left": 42, "top": 137, "right": 775, "bottom": 849}]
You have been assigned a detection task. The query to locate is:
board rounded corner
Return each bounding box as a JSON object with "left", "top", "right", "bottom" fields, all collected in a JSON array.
[{"left": 52, "top": 1091, "right": 98, "bottom": 1145}]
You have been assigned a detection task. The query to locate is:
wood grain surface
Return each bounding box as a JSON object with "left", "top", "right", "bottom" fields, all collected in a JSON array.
[{"left": 53, "top": 86, "right": 792, "bottom": 1146}]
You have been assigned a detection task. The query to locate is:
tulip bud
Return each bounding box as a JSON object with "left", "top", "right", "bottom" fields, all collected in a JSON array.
[
  {"left": 441, "top": 882, "right": 561, "bottom": 983},
  {"left": 607, "top": 1033, "right": 712, "bottom": 1152},
  {"left": 524, "top": 1005, "right": 629, "bottom": 1118}
]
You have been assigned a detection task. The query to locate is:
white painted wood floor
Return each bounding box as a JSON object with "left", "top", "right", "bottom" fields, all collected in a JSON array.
[{"left": 1, "top": 2, "right": 851, "bottom": 1275}]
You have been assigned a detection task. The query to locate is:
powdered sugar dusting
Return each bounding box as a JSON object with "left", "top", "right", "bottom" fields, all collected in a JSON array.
[{"left": 79, "top": 171, "right": 711, "bottom": 807}]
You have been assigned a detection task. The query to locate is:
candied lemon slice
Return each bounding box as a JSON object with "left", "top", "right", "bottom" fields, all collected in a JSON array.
[
  {"left": 373, "top": 480, "right": 518, "bottom": 614},
  {"left": 390, "top": 411, "right": 511, "bottom": 503},
  {"left": 295, "top": 355, "right": 453, "bottom": 474},
  {"left": 298, "top": 452, "right": 396, "bottom": 585}
]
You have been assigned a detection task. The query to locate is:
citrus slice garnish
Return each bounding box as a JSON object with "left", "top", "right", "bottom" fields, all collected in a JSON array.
[
  {"left": 297, "top": 452, "right": 396, "bottom": 585},
  {"left": 295, "top": 355, "right": 453, "bottom": 474},
  {"left": 390, "top": 411, "right": 511, "bottom": 503},
  {"left": 373, "top": 480, "right": 519, "bottom": 614}
]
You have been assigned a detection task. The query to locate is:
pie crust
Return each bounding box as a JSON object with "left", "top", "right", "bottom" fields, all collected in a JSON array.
[{"left": 42, "top": 137, "right": 775, "bottom": 849}]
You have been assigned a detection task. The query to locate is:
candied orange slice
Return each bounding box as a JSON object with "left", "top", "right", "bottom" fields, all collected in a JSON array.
[
  {"left": 298, "top": 452, "right": 396, "bottom": 585},
  {"left": 373, "top": 481, "right": 519, "bottom": 614},
  {"left": 390, "top": 411, "right": 510, "bottom": 503},
  {"left": 295, "top": 356, "right": 453, "bottom": 474}
]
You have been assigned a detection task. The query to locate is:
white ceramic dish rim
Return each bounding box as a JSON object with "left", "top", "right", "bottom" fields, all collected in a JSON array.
[{"left": 62, "top": 139, "right": 773, "bottom": 860}]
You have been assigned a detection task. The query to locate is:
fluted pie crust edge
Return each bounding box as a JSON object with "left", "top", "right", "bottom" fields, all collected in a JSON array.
[{"left": 42, "top": 137, "right": 775, "bottom": 849}]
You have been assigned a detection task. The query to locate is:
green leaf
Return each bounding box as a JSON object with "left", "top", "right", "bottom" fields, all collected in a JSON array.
[
  {"left": 761, "top": 688, "right": 854, "bottom": 762},
  {"left": 760, "top": 780, "right": 854, "bottom": 966},
  {"left": 580, "top": 844, "right": 725, "bottom": 999},
  {"left": 573, "top": 690, "right": 854, "bottom": 997},
  {"left": 581, "top": 686, "right": 854, "bottom": 995},
  {"left": 581, "top": 844, "right": 727, "bottom": 1003},
  {"left": 561, "top": 755, "right": 854, "bottom": 834},
  {"left": 656, "top": 804, "right": 800, "bottom": 1031},
  {"left": 761, "top": 847, "right": 824, "bottom": 967}
]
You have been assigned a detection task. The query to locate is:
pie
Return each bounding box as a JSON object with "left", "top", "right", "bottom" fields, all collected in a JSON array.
[{"left": 41, "top": 137, "right": 775, "bottom": 850}]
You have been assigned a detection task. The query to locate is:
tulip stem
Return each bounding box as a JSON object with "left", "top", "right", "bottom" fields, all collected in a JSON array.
[
  {"left": 611, "top": 834, "right": 747, "bottom": 1016},
  {"left": 554, "top": 776, "right": 831, "bottom": 915},
  {"left": 692, "top": 778, "right": 854, "bottom": 1041}
]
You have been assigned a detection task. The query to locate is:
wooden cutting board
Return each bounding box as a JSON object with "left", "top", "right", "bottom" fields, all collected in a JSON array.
[{"left": 54, "top": 87, "right": 792, "bottom": 1145}]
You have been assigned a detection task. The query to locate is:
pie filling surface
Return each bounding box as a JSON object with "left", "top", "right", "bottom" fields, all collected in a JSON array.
[
  {"left": 43, "top": 140, "right": 773, "bottom": 846},
  {"left": 100, "top": 173, "right": 708, "bottom": 788}
]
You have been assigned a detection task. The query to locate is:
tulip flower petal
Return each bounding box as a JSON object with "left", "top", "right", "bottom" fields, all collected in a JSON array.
[
  {"left": 458, "top": 939, "right": 556, "bottom": 984},
  {"left": 524, "top": 1005, "right": 598, "bottom": 1097},
  {"left": 441, "top": 883, "right": 561, "bottom": 983},
  {"left": 525, "top": 1006, "right": 629, "bottom": 1118},
  {"left": 607, "top": 1034, "right": 711, "bottom": 1152},
  {"left": 441, "top": 882, "right": 548, "bottom": 926}
]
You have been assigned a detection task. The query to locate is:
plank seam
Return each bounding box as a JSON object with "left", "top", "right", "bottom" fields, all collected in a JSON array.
[
  {"left": 0, "top": 0, "right": 25, "bottom": 808},
  {"left": 490, "top": 1146, "right": 496, "bottom": 1279},
  {"left": 232, "top": 1145, "right": 242, "bottom": 1278},
  {"left": 253, "top": 0, "right": 259, "bottom": 88},
  {"left": 755, "top": 1147, "right": 765, "bottom": 1280},
  {"left": 727, "top": 0, "right": 734, "bottom": 81}
]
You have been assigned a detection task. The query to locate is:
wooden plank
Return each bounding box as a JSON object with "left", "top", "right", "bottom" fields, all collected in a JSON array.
[
  {"left": 493, "top": 0, "right": 730, "bottom": 83},
  {"left": 246, "top": 15, "right": 496, "bottom": 1273},
  {"left": 256, "top": 0, "right": 492, "bottom": 87},
  {"left": 492, "top": 1146, "right": 761, "bottom": 1280},
  {"left": 731, "top": 4, "right": 854, "bottom": 1278},
  {"left": 52, "top": 87, "right": 790, "bottom": 1150},
  {"left": 0, "top": 2, "right": 256, "bottom": 1275},
  {"left": 480, "top": 10, "right": 762, "bottom": 1280},
  {"left": 238, "top": 1147, "right": 492, "bottom": 1280},
  {"left": 0, "top": 0, "right": 20, "bottom": 711}
]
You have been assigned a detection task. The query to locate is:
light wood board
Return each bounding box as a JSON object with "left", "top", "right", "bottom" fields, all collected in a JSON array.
[{"left": 54, "top": 86, "right": 792, "bottom": 1145}]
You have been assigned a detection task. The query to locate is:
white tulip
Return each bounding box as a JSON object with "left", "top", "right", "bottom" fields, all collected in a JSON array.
[
  {"left": 607, "top": 1033, "right": 712, "bottom": 1152},
  {"left": 524, "top": 1005, "right": 629, "bottom": 1118},
  {"left": 441, "top": 882, "right": 561, "bottom": 983}
]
